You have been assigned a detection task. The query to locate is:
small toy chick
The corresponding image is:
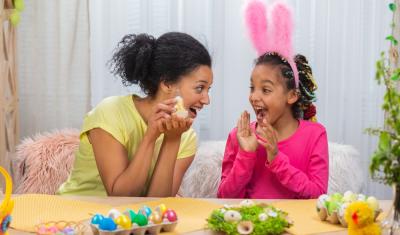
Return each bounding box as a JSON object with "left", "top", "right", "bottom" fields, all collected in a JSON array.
[
  {"left": 345, "top": 201, "right": 381, "bottom": 235},
  {"left": 174, "top": 96, "right": 188, "bottom": 118}
]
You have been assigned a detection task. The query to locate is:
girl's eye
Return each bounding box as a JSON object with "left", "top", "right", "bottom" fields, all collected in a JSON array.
[
  {"left": 263, "top": 88, "right": 271, "bottom": 94},
  {"left": 250, "top": 86, "right": 254, "bottom": 92}
]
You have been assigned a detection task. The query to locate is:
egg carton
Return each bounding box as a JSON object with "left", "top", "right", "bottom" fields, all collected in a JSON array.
[
  {"left": 317, "top": 206, "right": 381, "bottom": 227},
  {"left": 90, "top": 221, "right": 177, "bottom": 235}
]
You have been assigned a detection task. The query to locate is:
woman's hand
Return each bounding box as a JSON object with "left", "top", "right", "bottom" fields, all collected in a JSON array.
[
  {"left": 145, "top": 98, "right": 177, "bottom": 141},
  {"left": 236, "top": 111, "right": 258, "bottom": 152},
  {"left": 256, "top": 118, "right": 278, "bottom": 163},
  {"left": 163, "top": 114, "right": 193, "bottom": 140}
]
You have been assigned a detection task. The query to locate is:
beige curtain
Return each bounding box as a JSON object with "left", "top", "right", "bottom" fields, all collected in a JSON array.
[{"left": 17, "top": 0, "right": 91, "bottom": 139}]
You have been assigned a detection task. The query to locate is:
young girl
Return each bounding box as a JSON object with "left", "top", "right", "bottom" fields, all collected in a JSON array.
[
  {"left": 58, "top": 32, "right": 213, "bottom": 197},
  {"left": 217, "top": 0, "right": 328, "bottom": 199}
]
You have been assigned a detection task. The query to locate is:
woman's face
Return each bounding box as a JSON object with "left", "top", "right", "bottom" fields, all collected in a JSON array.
[{"left": 174, "top": 65, "right": 213, "bottom": 118}]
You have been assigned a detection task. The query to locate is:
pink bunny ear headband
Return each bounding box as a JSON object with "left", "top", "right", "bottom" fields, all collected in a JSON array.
[{"left": 244, "top": 0, "right": 299, "bottom": 88}]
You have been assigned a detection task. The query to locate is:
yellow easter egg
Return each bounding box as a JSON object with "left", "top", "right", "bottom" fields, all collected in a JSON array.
[{"left": 115, "top": 215, "right": 131, "bottom": 229}]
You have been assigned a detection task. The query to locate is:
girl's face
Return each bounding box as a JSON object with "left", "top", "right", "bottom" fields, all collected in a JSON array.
[
  {"left": 249, "top": 64, "right": 297, "bottom": 125},
  {"left": 173, "top": 65, "right": 213, "bottom": 118}
]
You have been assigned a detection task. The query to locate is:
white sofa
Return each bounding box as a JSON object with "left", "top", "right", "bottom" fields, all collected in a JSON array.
[
  {"left": 178, "top": 141, "right": 365, "bottom": 198},
  {"left": 14, "top": 128, "right": 365, "bottom": 196}
]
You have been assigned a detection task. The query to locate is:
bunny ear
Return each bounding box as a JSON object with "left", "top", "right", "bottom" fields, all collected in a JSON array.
[
  {"left": 269, "top": 1, "right": 294, "bottom": 59},
  {"left": 244, "top": 0, "right": 268, "bottom": 56},
  {"left": 270, "top": 1, "right": 299, "bottom": 87}
]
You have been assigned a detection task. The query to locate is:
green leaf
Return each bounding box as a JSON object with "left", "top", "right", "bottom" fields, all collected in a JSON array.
[
  {"left": 386, "top": 35, "right": 399, "bottom": 45},
  {"left": 391, "top": 69, "right": 400, "bottom": 81},
  {"left": 389, "top": 3, "right": 397, "bottom": 12},
  {"left": 379, "top": 132, "right": 391, "bottom": 151}
]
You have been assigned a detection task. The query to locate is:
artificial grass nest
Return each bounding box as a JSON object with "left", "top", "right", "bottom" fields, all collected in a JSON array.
[{"left": 206, "top": 200, "right": 292, "bottom": 235}]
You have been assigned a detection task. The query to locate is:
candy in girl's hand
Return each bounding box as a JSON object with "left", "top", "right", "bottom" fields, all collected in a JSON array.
[{"left": 174, "top": 96, "right": 188, "bottom": 118}]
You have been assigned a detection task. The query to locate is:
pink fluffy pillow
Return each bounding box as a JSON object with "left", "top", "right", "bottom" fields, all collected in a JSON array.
[{"left": 14, "top": 129, "right": 79, "bottom": 194}]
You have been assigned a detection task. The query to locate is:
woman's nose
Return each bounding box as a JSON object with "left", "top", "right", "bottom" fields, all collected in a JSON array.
[{"left": 201, "top": 93, "right": 210, "bottom": 105}]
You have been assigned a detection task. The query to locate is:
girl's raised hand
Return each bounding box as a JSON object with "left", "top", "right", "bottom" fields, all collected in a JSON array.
[
  {"left": 256, "top": 118, "right": 278, "bottom": 163},
  {"left": 145, "top": 98, "right": 177, "bottom": 141},
  {"left": 236, "top": 111, "right": 258, "bottom": 152},
  {"left": 163, "top": 114, "right": 194, "bottom": 139}
]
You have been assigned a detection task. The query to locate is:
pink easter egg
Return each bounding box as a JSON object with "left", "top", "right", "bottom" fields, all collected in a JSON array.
[{"left": 163, "top": 209, "right": 177, "bottom": 222}]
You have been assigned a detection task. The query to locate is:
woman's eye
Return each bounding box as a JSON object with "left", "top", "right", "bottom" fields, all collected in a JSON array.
[{"left": 195, "top": 86, "right": 204, "bottom": 93}]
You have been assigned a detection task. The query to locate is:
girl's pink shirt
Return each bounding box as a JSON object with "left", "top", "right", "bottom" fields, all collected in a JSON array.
[{"left": 217, "top": 120, "right": 328, "bottom": 199}]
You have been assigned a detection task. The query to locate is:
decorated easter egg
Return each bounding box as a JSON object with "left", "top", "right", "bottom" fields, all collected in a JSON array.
[
  {"left": 337, "top": 202, "right": 349, "bottom": 226},
  {"left": 155, "top": 204, "right": 167, "bottom": 215},
  {"left": 138, "top": 206, "right": 152, "bottom": 217},
  {"left": 343, "top": 191, "right": 357, "bottom": 203},
  {"left": 123, "top": 209, "right": 137, "bottom": 223},
  {"left": 149, "top": 211, "right": 163, "bottom": 224},
  {"left": 357, "top": 194, "right": 366, "bottom": 201},
  {"left": 163, "top": 209, "right": 178, "bottom": 222},
  {"left": 107, "top": 209, "right": 121, "bottom": 220},
  {"left": 366, "top": 196, "right": 379, "bottom": 211},
  {"left": 91, "top": 214, "right": 104, "bottom": 225},
  {"left": 115, "top": 215, "right": 131, "bottom": 229},
  {"left": 133, "top": 213, "right": 148, "bottom": 226},
  {"left": 224, "top": 210, "right": 242, "bottom": 222},
  {"left": 240, "top": 199, "right": 255, "bottom": 207},
  {"left": 99, "top": 217, "right": 117, "bottom": 231},
  {"left": 258, "top": 213, "right": 268, "bottom": 221}
]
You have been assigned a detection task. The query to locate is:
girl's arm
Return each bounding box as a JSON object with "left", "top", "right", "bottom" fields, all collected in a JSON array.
[
  {"left": 217, "top": 132, "right": 257, "bottom": 198},
  {"left": 89, "top": 128, "right": 156, "bottom": 196},
  {"left": 267, "top": 130, "right": 329, "bottom": 198}
]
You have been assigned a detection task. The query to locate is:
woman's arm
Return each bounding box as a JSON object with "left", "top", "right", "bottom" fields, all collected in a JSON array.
[
  {"left": 147, "top": 115, "right": 194, "bottom": 197},
  {"left": 89, "top": 128, "right": 156, "bottom": 196}
]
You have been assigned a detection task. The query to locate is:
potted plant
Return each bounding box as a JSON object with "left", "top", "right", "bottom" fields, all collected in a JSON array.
[{"left": 367, "top": 2, "right": 400, "bottom": 234}]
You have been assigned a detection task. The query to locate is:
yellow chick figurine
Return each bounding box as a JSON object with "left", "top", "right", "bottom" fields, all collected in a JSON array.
[
  {"left": 345, "top": 201, "right": 381, "bottom": 235},
  {"left": 174, "top": 96, "right": 188, "bottom": 118}
]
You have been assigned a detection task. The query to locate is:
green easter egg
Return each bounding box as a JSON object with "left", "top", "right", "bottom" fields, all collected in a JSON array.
[
  {"left": 10, "top": 11, "right": 20, "bottom": 26},
  {"left": 133, "top": 213, "right": 148, "bottom": 226}
]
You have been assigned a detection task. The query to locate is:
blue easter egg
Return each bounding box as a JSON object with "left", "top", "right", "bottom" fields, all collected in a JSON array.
[
  {"left": 139, "top": 206, "right": 152, "bottom": 217},
  {"left": 99, "top": 217, "right": 117, "bottom": 231},
  {"left": 90, "top": 214, "right": 104, "bottom": 225}
]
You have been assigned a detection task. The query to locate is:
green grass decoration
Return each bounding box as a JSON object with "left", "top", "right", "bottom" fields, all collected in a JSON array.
[{"left": 206, "top": 201, "right": 292, "bottom": 235}]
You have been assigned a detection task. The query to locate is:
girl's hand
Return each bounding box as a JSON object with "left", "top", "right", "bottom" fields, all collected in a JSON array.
[
  {"left": 236, "top": 111, "right": 258, "bottom": 152},
  {"left": 163, "top": 114, "right": 194, "bottom": 139},
  {"left": 145, "top": 98, "right": 177, "bottom": 141},
  {"left": 256, "top": 118, "right": 278, "bottom": 163}
]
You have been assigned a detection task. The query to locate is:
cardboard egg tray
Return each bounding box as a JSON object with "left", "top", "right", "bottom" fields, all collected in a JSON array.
[
  {"left": 90, "top": 221, "right": 177, "bottom": 235},
  {"left": 317, "top": 207, "right": 381, "bottom": 227}
]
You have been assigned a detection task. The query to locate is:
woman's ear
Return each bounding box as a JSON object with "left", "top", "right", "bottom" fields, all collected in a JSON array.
[
  {"left": 160, "top": 80, "right": 173, "bottom": 94},
  {"left": 287, "top": 89, "right": 299, "bottom": 105}
]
